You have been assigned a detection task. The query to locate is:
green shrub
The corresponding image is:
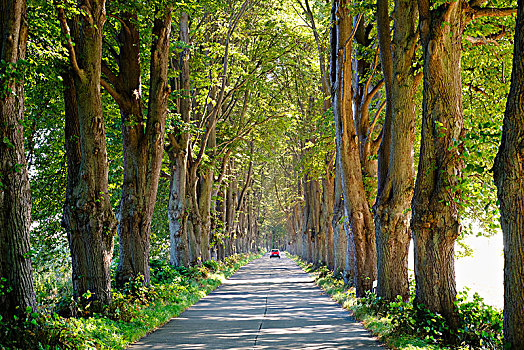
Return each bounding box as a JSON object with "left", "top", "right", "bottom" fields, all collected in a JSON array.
[
  {"left": 454, "top": 290, "right": 503, "bottom": 349},
  {"left": 149, "top": 259, "right": 183, "bottom": 284},
  {"left": 357, "top": 289, "right": 503, "bottom": 349},
  {"left": 0, "top": 253, "right": 260, "bottom": 350},
  {"left": 0, "top": 310, "right": 98, "bottom": 349}
]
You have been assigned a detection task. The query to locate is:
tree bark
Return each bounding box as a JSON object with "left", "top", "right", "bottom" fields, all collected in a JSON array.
[
  {"left": 0, "top": 0, "right": 37, "bottom": 316},
  {"left": 332, "top": 157, "right": 347, "bottom": 278},
  {"left": 168, "top": 12, "right": 191, "bottom": 267},
  {"left": 197, "top": 113, "right": 218, "bottom": 262},
  {"left": 331, "top": 0, "right": 377, "bottom": 296},
  {"left": 373, "top": 0, "right": 418, "bottom": 302},
  {"left": 112, "top": 8, "right": 172, "bottom": 286},
  {"left": 493, "top": 1, "right": 524, "bottom": 347},
  {"left": 322, "top": 155, "right": 335, "bottom": 269},
  {"left": 411, "top": 0, "right": 465, "bottom": 327},
  {"left": 59, "top": 0, "right": 117, "bottom": 308},
  {"left": 352, "top": 21, "right": 381, "bottom": 189},
  {"left": 226, "top": 162, "right": 237, "bottom": 256}
]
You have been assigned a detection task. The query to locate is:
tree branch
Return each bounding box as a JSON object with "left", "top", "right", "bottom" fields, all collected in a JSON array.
[
  {"left": 466, "top": 83, "right": 489, "bottom": 97},
  {"left": 56, "top": 6, "right": 82, "bottom": 77},
  {"left": 100, "top": 78, "right": 130, "bottom": 110},
  {"left": 215, "top": 149, "right": 233, "bottom": 190},
  {"left": 363, "top": 80, "right": 385, "bottom": 109},
  {"left": 371, "top": 127, "right": 383, "bottom": 155},
  {"left": 465, "top": 29, "right": 507, "bottom": 46},
  {"left": 342, "top": 14, "right": 362, "bottom": 52},
  {"left": 472, "top": 7, "right": 517, "bottom": 19},
  {"left": 101, "top": 61, "right": 121, "bottom": 89},
  {"left": 368, "top": 99, "right": 386, "bottom": 140}
]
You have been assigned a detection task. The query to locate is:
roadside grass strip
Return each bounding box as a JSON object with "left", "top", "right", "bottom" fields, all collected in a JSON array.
[
  {"left": 291, "top": 255, "right": 502, "bottom": 350},
  {"left": 0, "top": 252, "right": 262, "bottom": 350}
]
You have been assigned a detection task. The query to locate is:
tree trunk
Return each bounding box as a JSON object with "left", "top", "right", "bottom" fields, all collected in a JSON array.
[
  {"left": 59, "top": 0, "right": 117, "bottom": 308},
  {"left": 493, "top": 2, "right": 524, "bottom": 347},
  {"left": 187, "top": 167, "right": 202, "bottom": 264},
  {"left": 332, "top": 158, "right": 347, "bottom": 278},
  {"left": 226, "top": 163, "right": 237, "bottom": 256},
  {"left": 0, "top": 0, "right": 37, "bottom": 316},
  {"left": 373, "top": 0, "right": 418, "bottom": 301},
  {"left": 352, "top": 21, "right": 380, "bottom": 190},
  {"left": 197, "top": 117, "right": 217, "bottom": 262},
  {"left": 331, "top": 0, "right": 377, "bottom": 296},
  {"left": 411, "top": 0, "right": 465, "bottom": 327},
  {"left": 322, "top": 155, "right": 336, "bottom": 269},
  {"left": 114, "top": 8, "right": 172, "bottom": 286},
  {"left": 344, "top": 211, "right": 356, "bottom": 285},
  {"left": 168, "top": 12, "right": 191, "bottom": 267}
]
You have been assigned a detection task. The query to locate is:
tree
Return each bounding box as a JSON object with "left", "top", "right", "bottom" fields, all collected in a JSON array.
[
  {"left": 58, "top": 0, "right": 117, "bottom": 307},
  {"left": 493, "top": 0, "right": 524, "bottom": 347},
  {"left": 167, "top": 0, "right": 252, "bottom": 265},
  {"left": 411, "top": 0, "right": 515, "bottom": 328},
  {"left": 374, "top": 0, "right": 420, "bottom": 301},
  {"left": 298, "top": 0, "right": 336, "bottom": 268},
  {"left": 411, "top": 0, "right": 465, "bottom": 328},
  {"left": 168, "top": 11, "right": 192, "bottom": 267},
  {"left": 168, "top": 0, "right": 295, "bottom": 265},
  {"left": 101, "top": 4, "right": 172, "bottom": 286},
  {"left": 331, "top": 0, "right": 377, "bottom": 295},
  {"left": 0, "top": 0, "right": 37, "bottom": 317}
]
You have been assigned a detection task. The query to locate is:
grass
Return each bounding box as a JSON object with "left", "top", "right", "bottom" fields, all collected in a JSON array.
[
  {"left": 0, "top": 252, "right": 262, "bottom": 350},
  {"left": 291, "top": 256, "right": 449, "bottom": 350},
  {"left": 87, "top": 253, "right": 260, "bottom": 349}
]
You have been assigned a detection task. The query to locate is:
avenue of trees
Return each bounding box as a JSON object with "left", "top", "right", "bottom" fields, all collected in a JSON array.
[{"left": 1, "top": 0, "right": 524, "bottom": 347}]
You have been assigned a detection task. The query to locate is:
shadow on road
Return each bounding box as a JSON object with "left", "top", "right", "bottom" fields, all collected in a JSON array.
[{"left": 130, "top": 254, "right": 385, "bottom": 349}]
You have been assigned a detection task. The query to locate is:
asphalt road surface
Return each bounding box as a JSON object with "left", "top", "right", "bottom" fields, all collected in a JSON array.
[{"left": 130, "top": 253, "right": 385, "bottom": 349}]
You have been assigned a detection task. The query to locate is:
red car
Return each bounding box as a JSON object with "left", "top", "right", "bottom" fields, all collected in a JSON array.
[{"left": 270, "top": 249, "right": 280, "bottom": 258}]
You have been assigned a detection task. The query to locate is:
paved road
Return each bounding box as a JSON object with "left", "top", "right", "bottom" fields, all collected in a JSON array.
[{"left": 130, "top": 254, "right": 385, "bottom": 349}]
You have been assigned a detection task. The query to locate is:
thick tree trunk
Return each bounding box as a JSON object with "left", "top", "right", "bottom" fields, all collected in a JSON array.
[
  {"left": 225, "top": 165, "right": 237, "bottom": 256},
  {"left": 373, "top": 0, "right": 418, "bottom": 301},
  {"left": 322, "top": 156, "right": 335, "bottom": 269},
  {"left": 169, "top": 12, "right": 191, "bottom": 267},
  {"left": 331, "top": 0, "right": 377, "bottom": 296},
  {"left": 301, "top": 176, "right": 320, "bottom": 263},
  {"left": 353, "top": 22, "right": 379, "bottom": 188},
  {"left": 312, "top": 179, "right": 321, "bottom": 263},
  {"left": 0, "top": 0, "right": 37, "bottom": 316},
  {"left": 332, "top": 158, "right": 347, "bottom": 278},
  {"left": 115, "top": 8, "right": 172, "bottom": 286},
  {"left": 168, "top": 146, "right": 189, "bottom": 265},
  {"left": 187, "top": 168, "right": 202, "bottom": 264},
  {"left": 344, "top": 212, "right": 356, "bottom": 285},
  {"left": 197, "top": 118, "right": 217, "bottom": 262},
  {"left": 411, "top": 0, "right": 465, "bottom": 327},
  {"left": 198, "top": 167, "right": 214, "bottom": 262},
  {"left": 60, "top": 0, "right": 117, "bottom": 308},
  {"left": 493, "top": 2, "right": 524, "bottom": 348},
  {"left": 215, "top": 186, "right": 227, "bottom": 260}
]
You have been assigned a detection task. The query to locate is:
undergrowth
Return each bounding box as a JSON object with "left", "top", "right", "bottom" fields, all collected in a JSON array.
[
  {"left": 0, "top": 252, "right": 261, "bottom": 349},
  {"left": 292, "top": 256, "right": 503, "bottom": 350}
]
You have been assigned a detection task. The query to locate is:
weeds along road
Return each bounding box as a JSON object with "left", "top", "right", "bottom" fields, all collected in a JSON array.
[{"left": 130, "top": 253, "right": 385, "bottom": 349}]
